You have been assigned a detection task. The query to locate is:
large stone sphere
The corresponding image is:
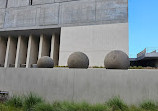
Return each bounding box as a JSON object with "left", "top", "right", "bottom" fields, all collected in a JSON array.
[
  {"left": 104, "top": 50, "right": 130, "bottom": 69},
  {"left": 67, "top": 52, "right": 89, "bottom": 68},
  {"left": 37, "top": 56, "right": 54, "bottom": 68}
]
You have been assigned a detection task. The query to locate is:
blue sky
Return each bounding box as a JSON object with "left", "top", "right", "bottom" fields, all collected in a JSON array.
[{"left": 129, "top": 0, "right": 158, "bottom": 58}]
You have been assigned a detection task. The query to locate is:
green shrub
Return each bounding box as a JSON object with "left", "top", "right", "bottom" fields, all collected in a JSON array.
[
  {"left": 33, "top": 103, "right": 53, "bottom": 111},
  {"left": 89, "top": 103, "right": 108, "bottom": 111},
  {"left": 106, "top": 97, "right": 128, "bottom": 111},
  {"left": 130, "top": 66, "right": 144, "bottom": 69},
  {"left": 5, "top": 96, "right": 23, "bottom": 108},
  {"left": 51, "top": 101, "right": 62, "bottom": 111},
  {"left": 140, "top": 100, "right": 157, "bottom": 110},
  {"left": 92, "top": 66, "right": 104, "bottom": 68},
  {"left": 128, "top": 105, "right": 146, "bottom": 111},
  {"left": 2, "top": 94, "right": 158, "bottom": 111},
  {"left": 0, "top": 103, "right": 22, "bottom": 111},
  {"left": 137, "top": 66, "right": 143, "bottom": 69},
  {"left": 52, "top": 101, "right": 108, "bottom": 111},
  {"left": 55, "top": 66, "right": 68, "bottom": 68},
  {"left": 23, "top": 93, "right": 44, "bottom": 111}
]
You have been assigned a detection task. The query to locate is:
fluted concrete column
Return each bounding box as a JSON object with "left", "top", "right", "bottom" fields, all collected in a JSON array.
[
  {"left": 4, "top": 36, "right": 17, "bottom": 68},
  {"left": 15, "top": 36, "right": 28, "bottom": 68},
  {"left": 0, "top": 37, "right": 7, "bottom": 67},
  {"left": 26, "top": 35, "right": 39, "bottom": 68},
  {"left": 38, "top": 34, "right": 51, "bottom": 59},
  {"left": 50, "top": 34, "right": 60, "bottom": 66}
]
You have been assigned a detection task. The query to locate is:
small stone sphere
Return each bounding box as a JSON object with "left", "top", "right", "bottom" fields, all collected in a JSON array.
[
  {"left": 104, "top": 50, "right": 130, "bottom": 69},
  {"left": 37, "top": 56, "right": 54, "bottom": 68},
  {"left": 67, "top": 52, "right": 89, "bottom": 68}
]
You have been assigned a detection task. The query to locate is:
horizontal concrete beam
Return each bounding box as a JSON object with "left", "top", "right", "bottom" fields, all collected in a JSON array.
[{"left": 0, "top": 68, "right": 158, "bottom": 105}]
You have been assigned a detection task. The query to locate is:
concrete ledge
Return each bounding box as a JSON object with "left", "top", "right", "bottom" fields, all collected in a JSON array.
[{"left": 0, "top": 68, "right": 157, "bottom": 104}]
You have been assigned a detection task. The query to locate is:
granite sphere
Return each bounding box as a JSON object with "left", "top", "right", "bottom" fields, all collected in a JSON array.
[
  {"left": 67, "top": 52, "right": 89, "bottom": 68},
  {"left": 104, "top": 50, "right": 130, "bottom": 69},
  {"left": 37, "top": 56, "right": 54, "bottom": 68}
]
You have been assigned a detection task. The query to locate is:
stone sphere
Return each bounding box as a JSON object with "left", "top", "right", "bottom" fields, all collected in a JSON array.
[
  {"left": 67, "top": 52, "right": 89, "bottom": 68},
  {"left": 104, "top": 50, "right": 130, "bottom": 69},
  {"left": 37, "top": 56, "right": 54, "bottom": 68}
]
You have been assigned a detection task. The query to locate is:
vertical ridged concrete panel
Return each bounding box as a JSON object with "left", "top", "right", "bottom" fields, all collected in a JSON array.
[
  {"left": 59, "top": 0, "right": 96, "bottom": 24},
  {"left": 0, "top": 0, "right": 7, "bottom": 9},
  {"left": 0, "top": 37, "right": 7, "bottom": 66},
  {"left": 4, "top": 37, "right": 17, "bottom": 68},
  {"left": 96, "top": 0, "right": 128, "bottom": 22},
  {"left": 26, "top": 35, "right": 39, "bottom": 68},
  {"left": 0, "top": 9, "right": 5, "bottom": 28},
  {"left": 15, "top": 36, "right": 28, "bottom": 68},
  {"left": 37, "top": 3, "right": 59, "bottom": 26},
  {"left": 7, "top": 0, "right": 30, "bottom": 8},
  {"left": 5, "top": 7, "right": 37, "bottom": 28},
  {"left": 38, "top": 34, "right": 51, "bottom": 59}
]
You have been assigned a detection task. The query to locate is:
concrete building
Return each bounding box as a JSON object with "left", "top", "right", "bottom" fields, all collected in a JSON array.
[
  {"left": 130, "top": 48, "right": 158, "bottom": 67},
  {"left": 0, "top": 0, "right": 128, "bottom": 67}
]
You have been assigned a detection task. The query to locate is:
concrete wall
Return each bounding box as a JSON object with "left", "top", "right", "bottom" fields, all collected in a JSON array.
[
  {"left": 7, "top": 0, "right": 30, "bottom": 8},
  {"left": 0, "top": 0, "right": 128, "bottom": 31},
  {"left": 0, "top": 0, "right": 7, "bottom": 9},
  {"left": 59, "top": 23, "right": 128, "bottom": 66},
  {"left": 0, "top": 0, "right": 128, "bottom": 67},
  {"left": 0, "top": 68, "right": 158, "bottom": 105},
  {"left": 0, "top": 9, "right": 5, "bottom": 28}
]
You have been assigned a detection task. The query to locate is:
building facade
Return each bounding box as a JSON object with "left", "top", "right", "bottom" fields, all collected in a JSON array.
[
  {"left": 0, "top": 0, "right": 128, "bottom": 67},
  {"left": 130, "top": 48, "right": 158, "bottom": 67}
]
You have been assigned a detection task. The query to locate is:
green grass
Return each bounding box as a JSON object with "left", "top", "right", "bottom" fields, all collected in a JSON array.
[
  {"left": 0, "top": 103, "right": 23, "bottom": 111},
  {"left": 23, "top": 93, "right": 44, "bottom": 111},
  {"left": 33, "top": 103, "right": 53, "bottom": 111},
  {"left": 140, "top": 100, "right": 158, "bottom": 110},
  {"left": 106, "top": 96, "right": 128, "bottom": 111},
  {"left": 130, "top": 66, "right": 144, "bottom": 69},
  {"left": 5, "top": 95, "right": 23, "bottom": 108},
  {"left": 1, "top": 94, "right": 158, "bottom": 111}
]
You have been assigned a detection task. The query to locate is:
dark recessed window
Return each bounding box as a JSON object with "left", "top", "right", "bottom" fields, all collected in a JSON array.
[
  {"left": 29, "top": 0, "right": 33, "bottom": 5},
  {"left": 6, "top": 0, "right": 8, "bottom": 8}
]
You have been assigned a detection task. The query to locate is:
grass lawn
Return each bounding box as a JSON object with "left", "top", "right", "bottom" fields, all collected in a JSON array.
[{"left": 0, "top": 93, "right": 158, "bottom": 111}]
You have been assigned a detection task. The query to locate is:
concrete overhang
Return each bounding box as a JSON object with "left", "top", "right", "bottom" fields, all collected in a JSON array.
[
  {"left": 0, "top": 28, "right": 61, "bottom": 37},
  {"left": 130, "top": 53, "right": 158, "bottom": 62}
]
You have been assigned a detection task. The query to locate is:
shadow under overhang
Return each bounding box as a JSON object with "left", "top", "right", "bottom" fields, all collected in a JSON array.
[{"left": 0, "top": 28, "right": 61, "bottom": 37}]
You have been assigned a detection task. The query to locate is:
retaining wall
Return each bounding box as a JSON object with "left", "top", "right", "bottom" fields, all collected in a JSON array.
[{"left": 0, "top": 68, "right": 158, "bottom": 105}]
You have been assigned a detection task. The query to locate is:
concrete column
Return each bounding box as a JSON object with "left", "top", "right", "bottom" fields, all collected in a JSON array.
[
  {"left": 4, "top": 36, "right": 18, "bottom": 68},
  {"left": 38, "top": 34, "right": 51, "bottom": 59},
  {"left": 0, "top": 37, "right": 7, "bottom": 67},
  {"left": 15, "top": 36, "right": 28, "bottom": 68},
  {"left": 26, "top": 35, "right": 39, "bottom": 68},
  {"left": 50, "top": 34, "right": 60, "bottom": 66}
]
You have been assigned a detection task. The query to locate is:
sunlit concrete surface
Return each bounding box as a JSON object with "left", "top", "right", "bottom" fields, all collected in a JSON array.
[{"left": 0, "top": 68, "right": 157, "bottom": 105}]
